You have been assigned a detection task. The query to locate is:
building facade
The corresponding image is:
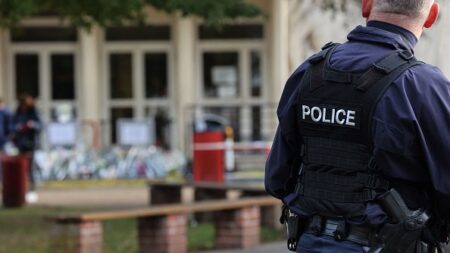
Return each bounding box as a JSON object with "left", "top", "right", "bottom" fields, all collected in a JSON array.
[{"left": 0, "top": 0, "right": 448, "bottom": 152}]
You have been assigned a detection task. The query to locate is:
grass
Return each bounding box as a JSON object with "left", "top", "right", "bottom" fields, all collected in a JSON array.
[
  {"left": 188, "top": 222, "right": 215, "bottom": 251},
  {"left": 0, "top": 206, "right": 282, "bottom": 253}
]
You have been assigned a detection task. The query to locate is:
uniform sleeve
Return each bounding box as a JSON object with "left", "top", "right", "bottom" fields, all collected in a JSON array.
[
  {"left": 414, "top": 66, "right": 450, "bottom": 216},
  {"left": 265, "top": 63, "right": 309, "bottom": 201},
  {"left": 373, "top": 64, "right": 450, "bottom": 217}
]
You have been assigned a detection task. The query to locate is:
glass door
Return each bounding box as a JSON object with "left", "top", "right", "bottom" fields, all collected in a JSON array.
[
  {"left": 197, "top": 44, "right": 267, "bottom": 142},
  {"left": 12, "top": 47, "right": 78, "bottom": 123},
  {"left": 104, "top": 44, "right": 173, "bottom": 147}
]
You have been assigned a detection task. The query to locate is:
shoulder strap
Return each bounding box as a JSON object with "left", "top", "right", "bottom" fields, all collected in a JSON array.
[
  {"left": 355, "top": 50, "right": 416, "bottom": 92},
  {"left": 361, "top": 50, "right": 423, "bottom": 149},
  {"left": 308, "top": 43, "right": 340, "bottom": 91}
]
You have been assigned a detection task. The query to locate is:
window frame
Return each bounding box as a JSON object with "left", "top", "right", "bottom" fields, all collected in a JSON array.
[
  {"left": 102, "top": 41, "right": 175, "bottom": 146},
  {"left": 8, "top": 43, "right": 79, "bottom": 124}
]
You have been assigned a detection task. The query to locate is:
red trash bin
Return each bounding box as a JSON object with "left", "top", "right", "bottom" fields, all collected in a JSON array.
[
  {"left": 1, "top": 155, "right": 30, "bottom": 208},
  {"left": 193, "top": 131, "right": 225, "bottom": 183}
]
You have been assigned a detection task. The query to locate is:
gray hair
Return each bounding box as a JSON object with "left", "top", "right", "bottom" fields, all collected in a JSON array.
[{"left": 373, "top": 0, "right": 433, "bottom": 17}]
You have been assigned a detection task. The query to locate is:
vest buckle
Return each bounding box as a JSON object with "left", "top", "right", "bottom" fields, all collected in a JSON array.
[
  {"left": 321, "top": 41, "right": 335, "bottom": 50},
  {"left": 333, "top": 220, "right": 349, "bottom": 241},
  {"left": 399, "top": 50, "right": 414, "bottom": 61},
  {"left": 368, "top": 157, "right": 377, "bottom": 170},
  {"left": 309, "top": 215, "right": 324, "bottom": 235}
]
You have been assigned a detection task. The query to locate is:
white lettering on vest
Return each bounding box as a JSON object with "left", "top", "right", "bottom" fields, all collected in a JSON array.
[
  {"left": 331, "top": 108, "right": 336, "bottom": 124},
  {"left": 311, "top": 107, "right": 322, "bottom": 122},
  {"left": 322, "top": 108, "right": 331, "bottom": 123},
  {"left": 300, "top": 105, "right": 357, "bottom": 127},
  {"left": 335, "top": 109, "right": 346, "bottom": 125},
  {"left": 302, "top": 105, "right": 311, "bottom": 120},
  {"left": 346, "top": 110, "right": 356, "bottom": 126}
]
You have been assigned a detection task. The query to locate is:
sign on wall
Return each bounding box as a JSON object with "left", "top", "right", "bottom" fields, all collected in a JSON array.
[
  {"left": 117, "top": 119, "right": 155, "bottom": 147},
  {"left": 212, "top": 66, "right": 238, "bottom": 98},
  {"left": 47, "top": 122, "right": 78, "bottom": 147}
]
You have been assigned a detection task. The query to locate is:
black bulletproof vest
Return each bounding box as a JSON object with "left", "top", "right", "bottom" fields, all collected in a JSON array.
[{"left": 296, "top": 43, "right": 423, "bottom": 218}]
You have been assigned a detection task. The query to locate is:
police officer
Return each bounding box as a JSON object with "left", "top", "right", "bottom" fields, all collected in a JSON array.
[{"left": 265, "top": 0, "right": 450, "bottom": 252}]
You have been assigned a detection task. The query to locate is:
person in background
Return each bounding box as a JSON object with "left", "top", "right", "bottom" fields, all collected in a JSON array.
[
  {"left": 0, "top": 98, "right": 12, "bottom": 150},
  {"left": 0, "top": 97, "right": 12, "bottom": 182},
  {"left": 12, "top": 94, "right": 42, "bottom": 203}
]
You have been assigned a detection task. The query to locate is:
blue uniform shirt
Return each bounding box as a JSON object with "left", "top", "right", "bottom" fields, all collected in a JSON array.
[
  {"left": 265, "top": 21, "right": 450, "bottom": 224},
  {"left": 0, "top": 108, "right": 12, "bottom": 148},
  {"left": 12, "top": 108, "right": 42, "bottom": 153}
]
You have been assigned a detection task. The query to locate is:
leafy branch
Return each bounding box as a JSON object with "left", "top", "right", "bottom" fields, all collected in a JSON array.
[{"left": 0, "top": 0, "right": 262, "bottom": 28}]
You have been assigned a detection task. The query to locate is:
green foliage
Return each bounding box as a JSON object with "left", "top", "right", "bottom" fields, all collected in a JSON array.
[
  {"left": 0, "top": 0, "right": 38, "bottom": 27},
  {"left": 0, "top": 0, "right": 262, "bottom": 28},
  {"left": 147, "top": 0, "right": 261, "bottom": 26}
]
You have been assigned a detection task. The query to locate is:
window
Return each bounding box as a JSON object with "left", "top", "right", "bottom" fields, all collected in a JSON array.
[
  {"left": 203, "top": 52, "right": 239, "bottom": 98},
  {"left": 251, "top": 51, "right": 262, "bottom": 97},
  {"left": 204, "top": 107, "right": 241, "bottom": 141},
  {"left": 145, "top": 107, "right": 171, "bottom": 149},
  {"left": 15, "top": 54, "right": 39, "bottom": 98},
  {"left": 51, "top": 54, "right": 75, "bottom": 100},
  {"left": 106, "top": 26, "right": 171, "bottom": 41},
  {"left": 145, "top": 53, "right": 168, "bottom": 98},
  {"left": 251, "top": 106, "right": 262, "bottom": 141},
  {"left": 110, "top": 53, "right": 133, "bottom": 99},
  {"left": 51, "top": 105, "right": 77, "bottom": 122},
  {"left": 199, "top": 25, "right": 264, "bottom": 40},
  {"left": 11, "top": 27, "right": 78, "bottom": 42},
  {"left": 111, "top": 107, "right": 134, "bottom": 144}
]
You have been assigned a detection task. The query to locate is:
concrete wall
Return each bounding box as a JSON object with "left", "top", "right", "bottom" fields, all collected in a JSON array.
[{"left": 287, "top": 0, "right": 450, "bottom": 77}]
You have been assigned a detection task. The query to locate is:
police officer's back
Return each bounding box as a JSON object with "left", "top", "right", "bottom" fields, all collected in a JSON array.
[{"left": 265, "top": 0, "right": 450, "bottom": 252}]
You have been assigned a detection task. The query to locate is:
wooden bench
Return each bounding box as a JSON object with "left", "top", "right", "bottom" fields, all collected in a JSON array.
[
  {"left": 148, "top": 181, "right": 282, "bottom": 229},
  {"left": 48, "top": 196, "right": 281, "bottom": 253},
  {"left": 148, "top": 181, "right": 267, "bottom": 204}
]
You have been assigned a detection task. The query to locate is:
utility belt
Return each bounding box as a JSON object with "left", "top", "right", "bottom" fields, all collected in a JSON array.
[
  {"left": 281, "top": 189, "right": 447, "bottom": 253},
  {"left": 304, "top": 216, "right": 373, "bottom": 246}
]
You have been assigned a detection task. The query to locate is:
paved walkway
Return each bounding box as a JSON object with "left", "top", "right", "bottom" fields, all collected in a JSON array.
[
  {"left": 202, "top": 242, "right": 287, "bottom": 253},
  {"left": 33, "top": 186, "right": 149, "bottom": 209}
]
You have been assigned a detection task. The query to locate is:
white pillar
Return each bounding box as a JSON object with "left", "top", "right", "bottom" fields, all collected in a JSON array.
[
  {"left": 79, "top": 27, "right": 102, "bottom": 148},
  {"left": 270, "top": 0, "right": 290, "bottom": 104},
  {"left": 79, "top": 27, "right": 101, "bottom": 121},
  {"left": 267, "top": 0, "right": 290, "bottom": 139},
  {"left": 0, "top": 29, "right": 5, "bottom": 99},
  {"left": 173, "top": 15, "right": 196, "bottom": 152}
]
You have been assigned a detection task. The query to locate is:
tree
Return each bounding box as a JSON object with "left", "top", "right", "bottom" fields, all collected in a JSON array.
[{"left": 0, "top": 0, "right": 262, "bottom": 28}]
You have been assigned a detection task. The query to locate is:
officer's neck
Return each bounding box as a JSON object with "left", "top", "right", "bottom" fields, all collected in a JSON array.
[{"left": 367, "top": 13, "right": 424, "bottom": 40}]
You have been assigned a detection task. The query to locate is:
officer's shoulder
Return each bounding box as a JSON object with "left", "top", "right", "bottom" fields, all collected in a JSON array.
[{"left": 401, "top": 62, "right": 449, "bottom": 88}]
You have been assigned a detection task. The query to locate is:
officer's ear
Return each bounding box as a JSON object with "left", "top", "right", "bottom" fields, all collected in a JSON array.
[
  {"left": 362, "top": 0, "right": 373, "bottom": 18},
  {"left": 424, "top": 3, "right": 439, "bottom": 28}
]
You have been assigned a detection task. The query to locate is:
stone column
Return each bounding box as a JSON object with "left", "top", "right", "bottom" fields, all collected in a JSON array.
[
  {"left": 173, "top": 15, "right": 196, "bottom": 152},
  {"left": 270, "top": 0, "right": 290, "bottom": 104},
  {"left": 138, "top": 214, "right": 188, "bottom": 253},
  {"left": 214, "top": 206, "right": 261, "bottom": 249},
  {"left": 49, "top": 220, "right": 103, "bottom": 253},
  {"left": 79, "top": 27, "right": 102, "bottom": 148},
  {"left": 267, "top": 0, "right": 290, "bottom": 139},
  {"left": 0, "top": 29, "right": 5, "bottom": 100}
]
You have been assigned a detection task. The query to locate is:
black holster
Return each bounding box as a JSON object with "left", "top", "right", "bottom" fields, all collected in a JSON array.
[
  {"left": 281, "top": 205, "right": 307, "bottom": 252},
  {"left": 369, "top": 189, "right": 437, "bottom": 253}
]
